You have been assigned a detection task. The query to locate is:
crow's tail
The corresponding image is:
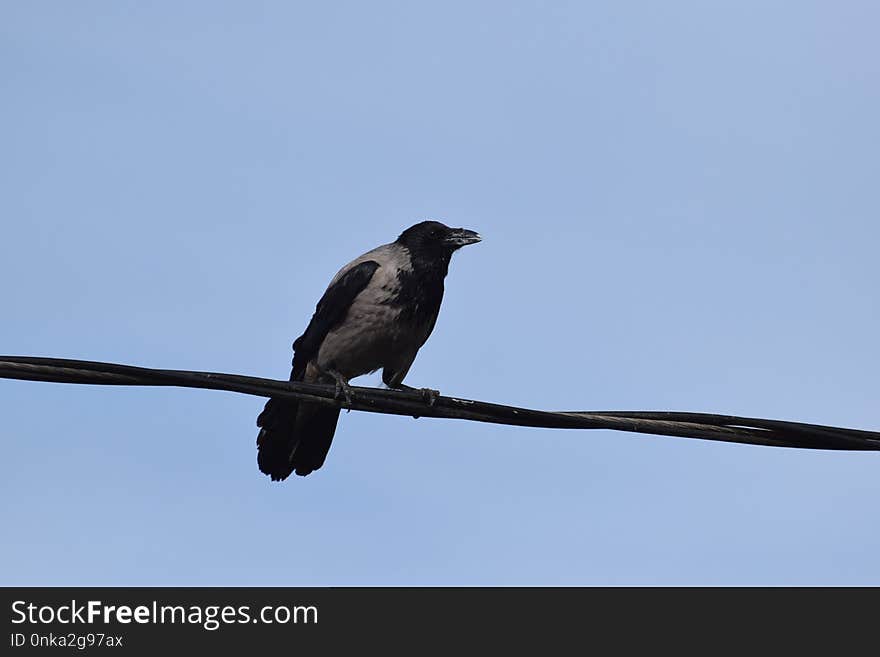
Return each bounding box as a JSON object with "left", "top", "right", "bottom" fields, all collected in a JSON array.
[
  {"left": 256, "top": 391, "right": 341, "bottom": 481},
  {"left": 256, "top": 397, "right": 300, "bottom": 481}
]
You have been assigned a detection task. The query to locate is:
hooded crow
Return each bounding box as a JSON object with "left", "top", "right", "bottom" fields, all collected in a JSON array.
[{"left": 256, "top": 220, "right": 481, "bottom": 480}]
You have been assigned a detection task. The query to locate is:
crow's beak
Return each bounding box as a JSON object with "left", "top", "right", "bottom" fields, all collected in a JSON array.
[{"left": 444, "top": 228, "right": 482, "bottom": 248}]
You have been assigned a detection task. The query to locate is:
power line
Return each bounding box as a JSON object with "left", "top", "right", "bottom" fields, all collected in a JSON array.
[{"left": 1, "top": 355, "right": 878, "bottom": 452}]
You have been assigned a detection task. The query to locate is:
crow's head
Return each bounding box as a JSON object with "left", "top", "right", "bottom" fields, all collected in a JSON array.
[{"left": 396, "top": 221, "right": 481, "bottom": 259}]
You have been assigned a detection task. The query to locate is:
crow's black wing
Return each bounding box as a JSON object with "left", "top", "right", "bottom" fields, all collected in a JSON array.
[
  {"left": 290, "top": 260, "right": 380, "bottom": 379},
  {"left": 257, "top": 259, "right": 381, "bottom": 480}
]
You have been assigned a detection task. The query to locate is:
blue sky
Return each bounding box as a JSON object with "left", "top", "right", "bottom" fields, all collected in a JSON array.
[{"left": 2, "top": 1, "right": 878, "bottom": 585}]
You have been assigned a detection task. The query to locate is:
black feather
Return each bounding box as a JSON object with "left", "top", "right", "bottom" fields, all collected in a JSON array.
[
  {"left": 291, "top": 260, "right": 381, "bottom": 377},
  {"left": 256, "top": 398, "right": 300, "bottom": 481},
  {"left": 289, "top": 407, "right": 341, "bottom": 476},
  {"left": 391, "top": 222, "right": 453, "bottom": 328}
]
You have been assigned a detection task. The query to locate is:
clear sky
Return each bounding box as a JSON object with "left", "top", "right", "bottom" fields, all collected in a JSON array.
[{"left": 2, "top": 1, "right": 878, "bottom": 585}]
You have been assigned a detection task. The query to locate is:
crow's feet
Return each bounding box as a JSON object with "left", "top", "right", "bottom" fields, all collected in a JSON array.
[
  {"left": 395, "top": 384, "right": 440, "bottom": 407},
  {"left": 327, "top": 369, "right": 354, "bottom": 407},
  {"left": 419, "top": 387, "right": 440, "bottom": 407}
]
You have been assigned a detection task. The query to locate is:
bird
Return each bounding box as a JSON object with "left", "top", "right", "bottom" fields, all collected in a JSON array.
[{"left": 256, "top": 220, "right": 481, "bottom": 480}]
